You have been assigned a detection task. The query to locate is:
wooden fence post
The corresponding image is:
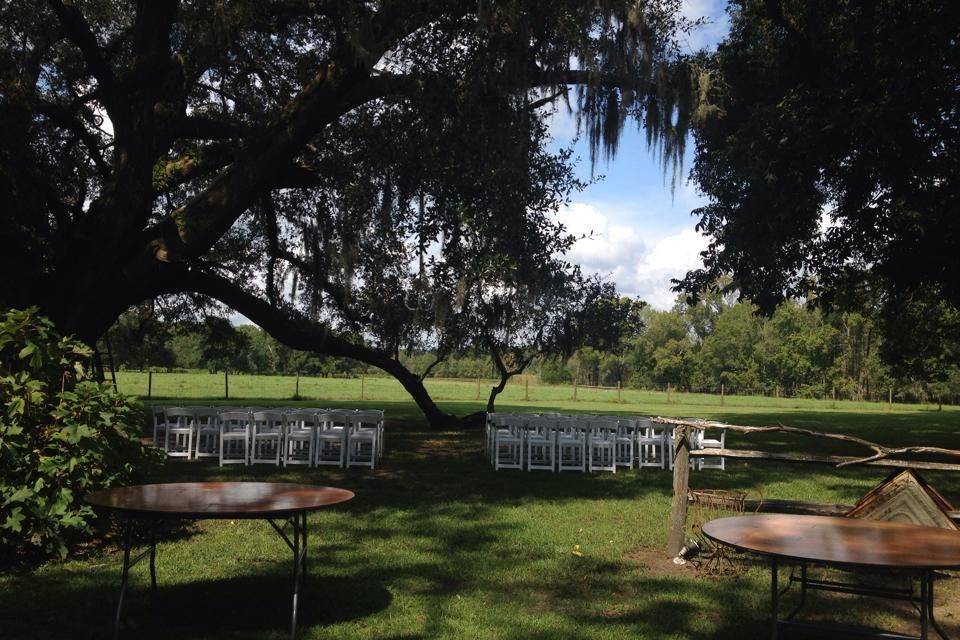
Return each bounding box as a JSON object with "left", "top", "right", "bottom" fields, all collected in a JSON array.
[
  {"left": 147, "top": 370, "right": 152, "bottom": 398},
  {"left": 617, "top": 380, "right": 622, "bottom": 403},
  {"left": 666, "top": 424, "right": 691, "bottom": 557},
  {"left": 360, "top": 375, "right": 365, "bottom": 401},
  {"left": 573, "top": 378, "right": 578, "bottom": 402},
  {"left": 889, "top": 387, "right": 893, "bottom": 409},
  {"left": 476, "top": 376, "right": 481, "bottom": 400},
  {"left": 720, "top": 383, "right": 725, "bottom": 406},
  {"left": 524, "top": 377, "right": 529, "bottom": 401},
  {"left": 224, "top": 370, "right": 229, "bottom": 400},
  {"left": 667, "top": 382, "right": 672, "bottom": 404},
  {"left": 295, "top": 371, "right": 300, "bottom": 398}
]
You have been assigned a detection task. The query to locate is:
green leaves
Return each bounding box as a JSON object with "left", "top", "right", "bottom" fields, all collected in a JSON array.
[{"left": 0, "top": 308, "right": 158, "bottom": 565}]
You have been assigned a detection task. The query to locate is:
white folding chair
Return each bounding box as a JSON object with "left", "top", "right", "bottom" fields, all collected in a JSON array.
[
  {"left": 164, "top": 407, "right": 195, "bottom": 458},
  {"left": 353, "top": 410, "right": 384, "bottom": 461},
  {"left": 614, "top": 418, "right": 636, "bottom": 469},
  {"left": 346, "top": 414, "right": 378, "bottom": 469},
  {"left": 493, "top": 416, "right": 524, "bottom": 470},
  {"left": 636, "top": 418, "right": 666, "bottom": 469},
  {"left": 526, "top": 417, "right": 556, "bottom": 471},
  {"left": 151, "top": 406, "right": 168, "bottom": 447},
  {"left": 696, "top": 428, "right": 726, "bottom": 471},
  {"left": 193, "top": 408, "right": 221, "bottom": 459},
  {"left": 314, "top": 412, "right": 347, "bottom": 467},
  {"left": 668, "top": 420, "right": 703, "bottom": 471},
  {"left": 250, "top": 411, "right": 284, "bottom": 466},
  {"left": 557, "top": 417, "right": 586, "bottom": 472},
  {"left": 587, "top": 419, "right": 617, "bottom": 473},
  {"left": 218, "top": 411, "right": 250, "bottom": 466},
  {"left": 283, "top": 411, "right": 317, "bottom": 466},
  {"left": 489, "top": 414, "right": 516, "bottom": 466}
]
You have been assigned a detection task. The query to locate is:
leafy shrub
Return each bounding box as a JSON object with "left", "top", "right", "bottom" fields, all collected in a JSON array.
[{"left": 0, "top": 307, "right": 158, "bottom": 563}]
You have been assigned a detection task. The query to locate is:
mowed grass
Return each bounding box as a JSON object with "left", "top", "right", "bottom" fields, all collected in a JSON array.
[
  {"left": 115, "top": 369, "right": 940, "bottom": 414},
  {"left": 3, "top": 394, "right": 960, "bottom": 639}
]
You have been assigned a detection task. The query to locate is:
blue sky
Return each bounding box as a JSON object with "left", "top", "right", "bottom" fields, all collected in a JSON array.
[{"left": 551, "top": 0, "right": 730, "bottom": 308}]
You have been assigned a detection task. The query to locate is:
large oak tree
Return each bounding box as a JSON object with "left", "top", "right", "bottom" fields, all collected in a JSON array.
[{"left": 1, "top": 1, "right": 697, "bottom": 426}]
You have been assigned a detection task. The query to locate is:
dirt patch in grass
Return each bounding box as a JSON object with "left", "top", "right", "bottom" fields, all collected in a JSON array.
[{"left": 623, "top": 546, "right": 696, "bottom": 579}]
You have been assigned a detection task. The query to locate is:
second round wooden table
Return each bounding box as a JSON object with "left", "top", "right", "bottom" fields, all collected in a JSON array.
[{"left": 703, "top": 514, "right": 960, "bottom": 640}]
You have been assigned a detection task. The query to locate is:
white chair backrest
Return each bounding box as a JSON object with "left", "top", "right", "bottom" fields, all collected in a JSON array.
[
  {"left": 526, "top": 416, "right": 555, "bottom": 436},
  {"left": 165, "top": 407, "right": 195, "bottom": 427},
  {"left": 284, "top": 411, "right": 319, "bottom": 429},
  {"left": 252, "top": 411, "right": 284, "bottom": 432},
  {"left": 316, "top": 412, "right": 341, "bottom": 430},
  {"left": 284, "top": 410, "right": 317, "bottom": 421},
  {"left": 218, "top": 411, "right": 249, "bottom": 432},
  {"left": 554, "top": 416, "right": 580, "bottom": 435},
  {"left": 353, "top": 410, "right": 381, "bottom": 428}
]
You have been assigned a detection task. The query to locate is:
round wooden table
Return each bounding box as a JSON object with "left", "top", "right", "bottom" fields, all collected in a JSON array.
[
  {"left": 86, "top": 482, "right": 354, "bottom": 640},
  {"left": 703, "top": 514, "right": 960, "bottom": 640}
]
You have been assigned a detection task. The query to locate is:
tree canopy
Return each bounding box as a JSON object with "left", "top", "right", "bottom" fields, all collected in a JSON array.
[
  {"left": 1, "top": 1, "right": 701, "bottom": 426},
  {"left": 681, "top": 0, "right": 960, "bottom": 316}
]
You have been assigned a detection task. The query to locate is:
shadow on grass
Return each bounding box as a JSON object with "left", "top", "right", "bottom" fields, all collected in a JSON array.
[{"left": 5, "top": 402, "right": 960, "bottom": 639}]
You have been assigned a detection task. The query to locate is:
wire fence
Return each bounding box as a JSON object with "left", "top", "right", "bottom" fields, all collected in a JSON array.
[{"left": 108, "top": 370, "right": 950, "bottom": 413}]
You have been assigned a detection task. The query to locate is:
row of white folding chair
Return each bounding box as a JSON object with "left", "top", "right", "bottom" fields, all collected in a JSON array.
[
  {"left": 219, "top": 409, "right": 383, "bottom": 468},
  {"left": 152, "top": 407, "right": 383, "bottom": 468},
  {"left": 218, "top": 409, "right": 381, "bottom": 469},
  {"left": 490, "top": 414, "right": 644, "bottom": 473}
]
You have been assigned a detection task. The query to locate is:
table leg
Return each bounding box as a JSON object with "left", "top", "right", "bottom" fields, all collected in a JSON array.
[
  {"left": 301, "top": 512, "right": 308, "bottom": 591},
  {"left": 149, "top": 521, "right": 158, "bottom": 597},
  {"left": 114, "top": 523, "right": 133, "bottom": 640},
  {"left": 786, "top": 562, "right": 807, "bottom": 620},
  {"left": 111, "top": 519, "right": 159, "bottom": 639},
  {"left": 770, "top": 557, "right": 779, "bottom": 640},
  {"left": 928, "top": 571, "right": 952, "bottom": 640},
  {"left": 290, "top": 512, "right": 307, "bottom": 640}
]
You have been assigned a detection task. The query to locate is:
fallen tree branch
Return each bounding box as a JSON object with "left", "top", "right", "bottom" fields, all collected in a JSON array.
[{"left": 654, "top": 416, "right": 960, "bottom": 469}]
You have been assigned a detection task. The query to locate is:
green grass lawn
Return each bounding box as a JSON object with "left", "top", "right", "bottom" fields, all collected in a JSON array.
[
  {"left": 113, "top": 369, "right": 939, "bottom": 414},
  {"left": 3, "top": 396, "right": 960, "bottom": 639}
]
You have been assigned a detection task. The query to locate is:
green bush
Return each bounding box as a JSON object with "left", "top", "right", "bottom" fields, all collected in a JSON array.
[{"left": 0, "top": 307, "right": 158, "bottom": 563}]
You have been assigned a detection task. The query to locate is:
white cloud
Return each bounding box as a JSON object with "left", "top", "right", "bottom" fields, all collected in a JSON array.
[
  {"left": 680, "top": 0, "right": 730, "bottom": 52},
  {"left": 632, "top": 228, "right": 709, "bottom": 308},
  {"left": 557, "top": 201, "right": 709, "bottom": 309}
]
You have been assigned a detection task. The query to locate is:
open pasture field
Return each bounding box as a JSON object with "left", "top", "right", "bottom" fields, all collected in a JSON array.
[
  {"left": 113, "top": 369, "right": 936, "bottom": 415},
  {"left": 3, "top": 393, "right": 960, "bottom": 639}
]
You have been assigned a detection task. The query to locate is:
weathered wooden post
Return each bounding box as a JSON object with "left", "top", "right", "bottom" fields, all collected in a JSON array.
[
  {"left": 476, "top": 376, "right": 481, "bottom": 400},
  {"left": 295, "top": 371, "right": 300, "bottom": 398},
  {"left": 888, "top": 386, "right": 893, "bottom": 409},
  {"left": 573, "top": 378, "right": 578, "bottom": 402},
  {"left": 720, "top": 383, "right": 725, "bottom": 406},
  {"left": 360, "top": 375, "right": 365, "bottom": 400},
  {"left": 224, "top": 370, "right": 229, "bottom": 400},
  {"left": 666, "top": 382, "right": 672, "bottom": 404},
  {"left": 666, "top": 423, "right": 692, "bottom": 557},
  {"left": 524, "top": 377, "right": 529, "bottom": 401},
  {"left": 617, "top": 380, "right": 622, "bottom": 403},
  {"left": 147, "top": 370, "right": 152, "bottom": 398}
]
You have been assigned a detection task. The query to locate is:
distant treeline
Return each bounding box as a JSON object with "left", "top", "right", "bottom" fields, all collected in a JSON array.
[{"left": 105, "top": 296, "right": 960, "bottom": 405}]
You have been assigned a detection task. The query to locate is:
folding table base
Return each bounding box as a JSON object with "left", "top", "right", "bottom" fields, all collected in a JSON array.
[
  {"left": 112, "top": 512, "right": 308, "bottom": 640},
  {"left": 769, "top": 558, "right": 951, "bottom": 640}
]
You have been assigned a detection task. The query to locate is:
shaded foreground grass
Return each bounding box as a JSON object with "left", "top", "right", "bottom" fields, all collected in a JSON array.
[{"left": 2, "top": 399, "right": 960, "bottom": 639}]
